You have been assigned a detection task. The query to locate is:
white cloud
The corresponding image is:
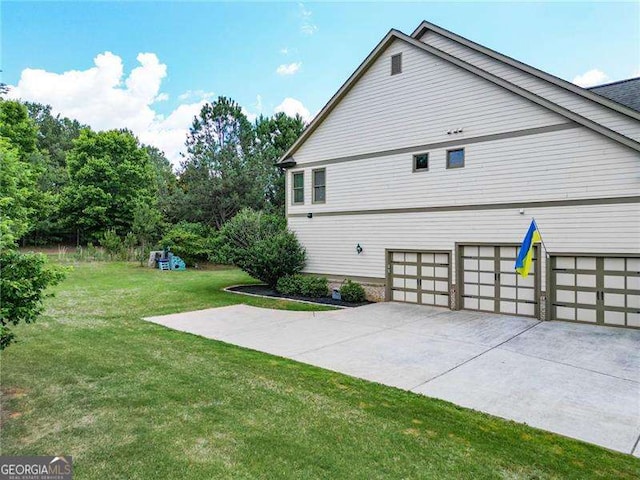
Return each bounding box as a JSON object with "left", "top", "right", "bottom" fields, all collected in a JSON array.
[
  {"left": 274, "top": 97, "right": 311, "bottom": 122},
  {"left": 177, "top": 89, "right": 215, "bottom": 102},
  {"left": 242, "top": 94, "right": 263, "bottom": 123},
  {"left": 276, "top": 62, "right": 302, "bottom": 76},
  {"left": 299, "top": 3, "right": 318, "bottom": 35},
  {"left": 5, "top": 51, "right": 211, "bottom": 167},
  {"left": 572, "top": 69, "right": 609, "bottom": 88},
  {"left": 280, "top": 47, "right": 289, "bottom": 55}
]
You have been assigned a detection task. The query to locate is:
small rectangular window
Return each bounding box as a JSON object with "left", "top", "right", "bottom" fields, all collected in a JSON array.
[
  {"left": 446, "top": 148, "right": 465, "bottom": 169},
  {"left": 413, "top": 153, "right": 429, "bottom": 171},
  {"left": 391, "top": 53, "right": 402, "bottom": 75},
  {"left": 292, "top": 171, "right": 304, "bottom": 204},
  {"left": 312, "top": 168, "right": 326, "bottom": 204}
]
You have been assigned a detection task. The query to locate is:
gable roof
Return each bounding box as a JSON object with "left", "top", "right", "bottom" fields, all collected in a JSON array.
[
  {"left": 278, "top": 23, "right": 640, "bottom": 165},
  {"left": 589, "top": 78, "right": 640, "bottom": 113},
  {"left": 410, "top": 20, "right": 640, "bottom": 122}
]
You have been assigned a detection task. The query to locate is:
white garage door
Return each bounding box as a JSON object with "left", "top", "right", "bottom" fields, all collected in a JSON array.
[
  {"left": 459, "top": 245, "right": 540, "bottom": 317},
  {"left": 550, "top": 255, "right": 640, "bottom": 328},
  {"left": 387, "top": 251, "right": 450, "bottom": 307}
]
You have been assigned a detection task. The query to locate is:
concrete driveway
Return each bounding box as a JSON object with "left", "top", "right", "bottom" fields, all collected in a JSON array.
[{"left": 145, "top": 302, "right": 640, "bottom": 456}]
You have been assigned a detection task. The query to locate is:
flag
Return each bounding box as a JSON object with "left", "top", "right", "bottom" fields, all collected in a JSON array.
[{"left": 515, "top": 220, "right": 541, "bottom": 278}]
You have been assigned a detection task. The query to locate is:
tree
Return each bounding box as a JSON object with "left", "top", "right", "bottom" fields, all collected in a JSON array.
[
  {"left": 62, "top": 129, "right": 156, "bottom": 242},
  {"left": 0, "top": 114, "right": 65, "bottom": 349},
  {"left": 254, "top": 112, "right": 305, "bottom": 212},
  {"left": 132, "top": 201, "right": 162, "bottom": 265},
  {"left": 216, "top": 209, "right": 306, "bottom": 288},
  {"left": 0, "top": 138, "right": 37, "bottom": 248},
  {"left": 23, "top": 102, "right": 86, "bottom": 245},
  {"left": 144, "top": 145, "right": 176, "bottom": 217},
  {"left": 0, "top": 100, "right": 38, "bottom": 159},
  {"left": 175, "top": 96, "right": 264, "bottom": 229}
]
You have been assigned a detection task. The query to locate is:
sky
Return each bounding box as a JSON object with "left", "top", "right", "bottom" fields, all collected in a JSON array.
[{"left": 2, "top": 1, "right": 639, "bottom": 165}]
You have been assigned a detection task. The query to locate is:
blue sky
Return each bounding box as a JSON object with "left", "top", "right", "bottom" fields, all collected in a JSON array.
[{"left": 3, "top": 1, "right": 639, "bottom": 164}]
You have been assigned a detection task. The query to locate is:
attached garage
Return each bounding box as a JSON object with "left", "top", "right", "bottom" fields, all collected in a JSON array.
[
  {"left": 457, "top": 244, "right": 540, "bottom": 318},
  {"left": 386, "top": 250, "right": 450, "bottom": 307},
  {"left": 550, "top": 255, "right": 640, "bottom": 328}
]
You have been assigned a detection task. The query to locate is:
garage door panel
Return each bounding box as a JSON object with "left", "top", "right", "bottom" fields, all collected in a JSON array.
[
  {"left": 479, "top": 285, "right": 495, "bottom": 297},
  {"left": 628, "top": 313, "right": 640, "bottom": 327},
  {"left": 551, "top": 255, "right": 639, "bottom": 328},
  {"left": 388, "top": 251, "right": 450, "bottom": 307},
  {"left": 460, "top": 244, "right": 539, "bottom": 318},
  {"left": 576, "top": 257, "right": 597, "bottom": 270},
  {"left": 517, "top": 303, "right": 535, "bottom": 316},
  {"left": 556, "top": 289, "right": 575, "bottom": 303},
  {"left": 577, "top": 308, "right": 597, "bottom": 323},
  {"left": 479, "top": 272, "right": 494, "bottom": 284},
  {"left": 435, "top": 294, "right": 449, "bottom": 307},
  {"left": 500, "top": 301, "right": 516, "bottom": 314},
  {"left": 576, "top": 291, "right": 597, "bottom": 305},
  {"left": 626, "top": 276, "right": 640, "bottom": 290},
  {"left": 604, "top": 275, "right": 624, "bottom": 289},
  {"left": 604, "top": 258, "right": 625, "bottom": 270},
  {"left": 434, "top": 280, "right": 448, "bottom": 292},
  {"left": 627, "top": 295, "right": 640, "bottom": 309},
  {"left": 604, "top": 293, "right": 625, "bottom": 308}
]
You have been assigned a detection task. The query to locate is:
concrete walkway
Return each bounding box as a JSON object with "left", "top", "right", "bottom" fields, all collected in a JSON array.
[{"left": 145, "top": 302, "right": 640, "bottom": 455}]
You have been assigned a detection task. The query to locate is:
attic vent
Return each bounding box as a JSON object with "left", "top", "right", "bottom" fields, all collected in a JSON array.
[{"left": 391, "top": 53, "right": 402, "bottom": 75}]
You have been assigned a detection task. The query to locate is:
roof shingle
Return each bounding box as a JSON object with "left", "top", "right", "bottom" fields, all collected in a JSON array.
[{"left": 588, "top": 77, "right": 640, "bottom": 112}]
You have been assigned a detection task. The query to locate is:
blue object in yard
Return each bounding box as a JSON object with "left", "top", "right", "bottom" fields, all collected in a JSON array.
[
  {"left": 158, "top": 259, "right": 170, "bottom": 271},
  {"left": 170, "top": 256, "right": 186, "bottom": 271},
  {"left": 332, "top": 289, "right": 342, "bottom": 300}
]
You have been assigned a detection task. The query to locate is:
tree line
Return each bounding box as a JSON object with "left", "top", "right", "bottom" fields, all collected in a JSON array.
[
  {"left": 1, "top": 95, "right": 304, "bottom": 247},
  {"left": 0, "top": 95, "right": 305, "bottom": 347}
]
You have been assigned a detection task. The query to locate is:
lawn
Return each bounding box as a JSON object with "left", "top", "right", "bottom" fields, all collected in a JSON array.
[{"left": 1, "top": 262, "right": 638, "bottom": 479}]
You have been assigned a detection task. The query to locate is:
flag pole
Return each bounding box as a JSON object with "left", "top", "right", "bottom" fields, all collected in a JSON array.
[{"left": 531, "top": 217, "right": 549, "bottom": 257}]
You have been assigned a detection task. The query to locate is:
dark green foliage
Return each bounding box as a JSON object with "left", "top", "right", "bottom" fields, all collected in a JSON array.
[
  {"left": 340, "top": 280, "right": 367, "bottom": 303},
  {"left": 161, "top": 222, "right": 213, "bottom": 267},
  {"left": 0, "top": 139, "right": 37, "bottom": 248},
  {"left": 276, "top": 274, "right": 329, "bottom": 298},
  {"left": 0, "top": 100, "right": 38, "bottom": 158},
  {"left": 0, "top": 250, "right": 65, "bottom": 349},
  {"left": 99, "top": 229, "right": 123, "bottom": 258},
  {"left": 62, "top": 129, "right": 156, "bottom": 242},
  {"left": 217, "top": 209, "right": 305, "bottom": 287},
  {"left": 254, "top": 112, "right": 306, "bottom": 213}
]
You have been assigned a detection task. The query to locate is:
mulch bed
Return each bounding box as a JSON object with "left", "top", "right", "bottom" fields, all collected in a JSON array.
[{"left": 228, "top": 284, "right": 373, "bottom": 308}]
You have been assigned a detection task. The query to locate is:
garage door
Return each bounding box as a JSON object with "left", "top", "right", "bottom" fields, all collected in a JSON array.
[
  {"left": 387, "top": 251, "right": 450, "bottom": 307},
  {"left": 550, "top": 255, "right": 640, "bottom": 328},
  {"left": 459, "top": 245, "right": 539, "bottom": 317}
]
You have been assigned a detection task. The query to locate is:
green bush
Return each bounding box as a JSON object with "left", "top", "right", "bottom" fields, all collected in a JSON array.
[
  {"left": 340, "top": 280, "right": 366, "bottom": 303},
  {"left": 100, "top": 229, "right": 123, "bottom": 258},
  {"left": 218, "top": 209, "right": 305, "bottom": 287},
  {"left": 160, "top": 222, "right": 212, "bottom": 266},
  {"left": 0, "top": 249, "right": 66, "bottom": 349},
  {"left": 276, "top": 275, "right": 329, "bottom": 298}
]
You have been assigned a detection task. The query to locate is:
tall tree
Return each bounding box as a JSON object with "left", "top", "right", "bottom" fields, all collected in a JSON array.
[
  {"left": 177, "top": 96, "right": 263, "bottom": 229},
  {"left": 23, "top": 102, "right": 86, "bottom": 244},
  {"left": 254, "top": 112, "right": 305, "bottom": 212},
  {"left": 62, "top": 129, "right": 156, "bottom": 242}
]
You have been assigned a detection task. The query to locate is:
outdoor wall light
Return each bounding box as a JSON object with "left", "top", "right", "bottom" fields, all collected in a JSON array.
[
  {"left": 307, "top": 212, "right": 313, "bottom": 219},
  {"left": 356, "top": 244, "right": 363, "bottom": 254}
]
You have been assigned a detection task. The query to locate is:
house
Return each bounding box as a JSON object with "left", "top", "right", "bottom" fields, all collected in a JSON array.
[{"left": 278, "top": 20, "right": 640, "bottom": 329}]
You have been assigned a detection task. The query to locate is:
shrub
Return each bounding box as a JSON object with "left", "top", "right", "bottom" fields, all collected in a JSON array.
[
  {"left": 100, "top": 229, "right": 123, "bottom": 258},
  {"left": 340, "top": 280, "right": 366, "bottom": 303},
  {"left": 276, "top": 275, "right": 329, "bottom": 298},
  {"left": 0, "top": 249, "right": 66, "bottom": 349},
  {"left": 218, "top": 209, "right": 305, "bottom": 287},
  {"left": 160, "top": 222, "right": 212, "bottom": 266}
]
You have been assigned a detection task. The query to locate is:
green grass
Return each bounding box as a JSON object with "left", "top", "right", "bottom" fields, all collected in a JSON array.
[{"left": 1, "top": 262, "right": 638, "bottom": 479}]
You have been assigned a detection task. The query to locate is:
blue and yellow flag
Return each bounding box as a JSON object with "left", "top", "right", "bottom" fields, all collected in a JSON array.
[{"left": 515, "top": 220, "right": 541, "bottom": 278}]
